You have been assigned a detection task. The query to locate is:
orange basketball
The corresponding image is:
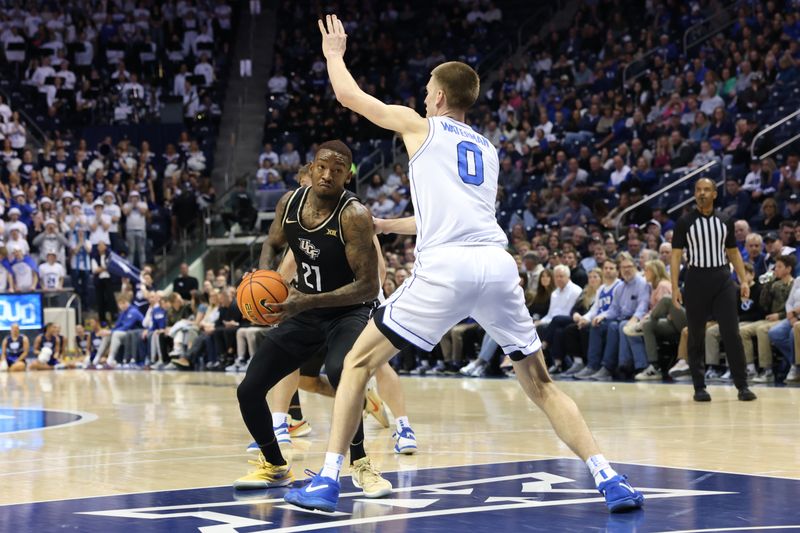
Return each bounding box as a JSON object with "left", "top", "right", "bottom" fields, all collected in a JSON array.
[{"left": 236, "top": 270, "right": 289, "bottom": 325}]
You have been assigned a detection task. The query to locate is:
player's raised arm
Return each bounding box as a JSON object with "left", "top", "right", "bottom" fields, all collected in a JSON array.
[
  {"left": 258, "top": 190, "right": 294, "bottom": 270},
  {"left": 318, "top": 15, "right": 427, "bottom": 138}
]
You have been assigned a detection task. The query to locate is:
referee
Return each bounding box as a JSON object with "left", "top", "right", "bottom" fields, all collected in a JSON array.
[{"left": 670, "top": 178, "right": 757, "bottom": 402}]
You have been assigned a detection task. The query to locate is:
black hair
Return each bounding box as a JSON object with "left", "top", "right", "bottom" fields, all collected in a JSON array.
[{"left": 317, "top": 140, "right": 353, "bottom": 166}]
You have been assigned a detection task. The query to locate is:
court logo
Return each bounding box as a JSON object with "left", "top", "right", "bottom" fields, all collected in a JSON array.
[
  {"left": 0, "top": 408, "right": 97, "bottom": 435},
  {"left": 5, "top": 460, "right": 794, "bottom": 533}
]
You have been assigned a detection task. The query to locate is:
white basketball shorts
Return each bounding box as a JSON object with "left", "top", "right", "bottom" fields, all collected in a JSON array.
[{"left": 374, "top": 245, "right": 541, "bottom": 356}]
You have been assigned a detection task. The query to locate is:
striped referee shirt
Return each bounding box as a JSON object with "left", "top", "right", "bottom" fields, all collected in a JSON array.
[{"left": 672, "top": 209, "right": 736, "bottom": 268}]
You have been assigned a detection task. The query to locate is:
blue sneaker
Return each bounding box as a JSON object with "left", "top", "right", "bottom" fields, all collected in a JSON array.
[
  {"left": 598, "top": 474, "right": 644, "bottom": 513},
  {"left": 246, "top": 442, "right": 259, "bottom": 453},
  {"left": 284, "top": 470, "right": 340, "bottom": 512},
  {"left": 392, "top": 426, "right": 417, "bottom": 455}
]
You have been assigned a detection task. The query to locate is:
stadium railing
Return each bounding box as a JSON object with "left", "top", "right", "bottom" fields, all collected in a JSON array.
[
  {"left": 751, "top": 108, "right": 800, "bottom": 162},
  {"left": 683, "top": 0, "right": 741, "bottom": 55},
  {"left": 614, "top": 160, "right": 719, "bottom": 238}
]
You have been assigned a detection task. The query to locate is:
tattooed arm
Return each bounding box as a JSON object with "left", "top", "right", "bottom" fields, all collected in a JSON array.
[
  {"left": 268, "top": 202, "right": 379, "bottom": 317},
  {"left": 257, "top": 191, "right": 293, "bottom": 270}
]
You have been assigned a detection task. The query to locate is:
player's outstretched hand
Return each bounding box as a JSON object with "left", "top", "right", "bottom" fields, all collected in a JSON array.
[
  {"left": 373, "top": 217, "right": 386, "bottom": 235},
  {"left": 318, "top": 14, "right": 347, "bottom": 59}
]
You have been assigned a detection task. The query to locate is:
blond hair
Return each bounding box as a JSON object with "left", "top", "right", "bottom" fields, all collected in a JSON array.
[
  {"left": 431, "top": 61, "right": 480, "bottom": 111},
  {"left": 645, "top": 259, "right": 669, "bottom": 288},
  {"left": 581, "top": 268, "right": 602, "bottom": 308}
]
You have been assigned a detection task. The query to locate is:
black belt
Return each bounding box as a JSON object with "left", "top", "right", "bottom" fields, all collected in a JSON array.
[{"left": 687, "top": 265, "right": 729, "bottom": 271}]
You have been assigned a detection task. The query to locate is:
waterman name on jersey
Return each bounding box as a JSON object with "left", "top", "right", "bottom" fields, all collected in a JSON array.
[{"left": 439, "top": 120, "right": 492, "bottom": 148}]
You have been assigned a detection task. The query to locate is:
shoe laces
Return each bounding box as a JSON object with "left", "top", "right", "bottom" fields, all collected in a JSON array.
[
  {"left": 247, "top": 454, "right": 284, "bottom": 473},
  {"left": 352, "top": 458, "right": 383, "bottom": 484}
]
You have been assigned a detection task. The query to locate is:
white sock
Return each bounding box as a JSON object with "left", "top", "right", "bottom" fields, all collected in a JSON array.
[
  {"left": 747, "top": 363, "right": 755, "bottom": 372},
  {"left": 395, "top": 416, "right": 410, "bottom": 434},
  {"left": 586, "top": 455, "right": 618, "bottom": 487},
  {"left": 573, "top": 357, "right": 583, "bottom": 365},
  {"left": 272, "top": 412, "right": 289, "bottom": 429},
  {"left": 320, "top": 452, "right": 344, "bottom": 480}
]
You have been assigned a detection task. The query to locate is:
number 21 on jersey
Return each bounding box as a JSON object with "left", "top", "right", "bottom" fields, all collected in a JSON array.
[
  {"left": 301, "top": 262, "right": 322, "bottom": 292},
  {"left": 457, "top": 141, "right": 484, "bottom": 186}
]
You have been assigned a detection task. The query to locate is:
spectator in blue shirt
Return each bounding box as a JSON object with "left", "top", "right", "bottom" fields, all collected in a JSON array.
[
  {"left": 720, "top": 177, "right": 752, "bottom": 220},
  {"left": 140, "top": 292, "right": 169, "bottom": 369},
  {"left": 94, "top": 295, "right": 144, "bottom": 368},
  {"left": 576, "top": 252, "right": 650, "bottom": 381}
]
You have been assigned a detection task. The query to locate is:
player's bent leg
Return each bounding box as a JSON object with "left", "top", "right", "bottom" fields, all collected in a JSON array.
[
  {"left": 235, "top": 324, "right": 320, "bottom": 489},
  {"left": 245, "top": 368, "right": 299, "bottom": 452},
  {"left": 511, "top": 350, "right": 644, "bottom": 513},
  {"left": 285, "top": 320, "right": 398, "bottom": 512},
  {"left": 270, "top": 369, "right": 300, "bottom": 413}
]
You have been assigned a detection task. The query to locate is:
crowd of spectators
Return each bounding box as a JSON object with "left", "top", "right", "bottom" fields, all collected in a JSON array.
[
  {"left": 251, "top": 0, "right": 521, "bottom": 213},
  {"left": 0, "top": 0, "right": 234, "bottom": 137},
  {"left": 367, "top": 0, "right": 800, "bottom": 385},
  {"left": 184, "top": 0, "right": 800, "bottom": 385},
  {"left": 0, "top": 129, "right": 218, "bottom": 311},
  {"left": 0, "top": 262, "right": 252, "bottom": 371},
  {"left": 4, "top": 0, "right": 800, "bottom": 383}
]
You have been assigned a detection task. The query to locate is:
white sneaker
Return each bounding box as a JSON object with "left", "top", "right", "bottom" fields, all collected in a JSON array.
[
  {"left": 634, "top": 364, "right": 660, "bottom": 381},
  {"left": 786, "top": 366, "right": 800, "bottom": 383},
  {"left": 720, "top": 369, "right": 732, "bottom": 381},
  {"left": 226, "top": 359, "right": 246, "bottom": 372},
  {"left": 459, "top": 360, "right": 478, "bottom": 376},
  {"left": 746, "top": 367, "right": 757, "bottom": 380},
  {"left": 668, "top": 359, "right": 690, "bottom": 378},
  {"left": 410, "top": 361, "right": 430, "bottom": 375},
  {"left": 561, "top": 360, "right": 585, "bottom": 377},
  {"left": 573, "top": 366, "right": 598, "bottom": 380},
  {"left": 752, "top": 368, "right": 774, "bottom": 383},
  {"left": 469, "top": 363, "right": 487, "bottom": 377},
  {"left": 429, "top": 361, "right": 447, "bottom": 374},
  {"left": 393, "top": 426, "right": 418, "bottom": 454},
  {"left": 588, "top": 367, "right": 612, "bottom": 381}
]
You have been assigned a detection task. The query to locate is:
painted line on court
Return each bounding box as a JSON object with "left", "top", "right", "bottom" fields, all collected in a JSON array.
[{"left": 0, "top": 408, "right": 98, "bottom": 436}]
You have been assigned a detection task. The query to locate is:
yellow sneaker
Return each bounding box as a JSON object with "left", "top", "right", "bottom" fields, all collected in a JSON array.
[
  {"left": 233, "top": 453, "right": 294, "bottom": 490},
  {"left": 364, "top": 378, "right": 390, "bottom": 428},
  {"left": 350, "top": 456, "right": 392, "bottom": 498}
]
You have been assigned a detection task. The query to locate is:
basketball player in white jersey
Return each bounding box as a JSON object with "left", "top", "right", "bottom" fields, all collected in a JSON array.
[{"left": 285, "top": 15, "right": 644, "bottom": 513}]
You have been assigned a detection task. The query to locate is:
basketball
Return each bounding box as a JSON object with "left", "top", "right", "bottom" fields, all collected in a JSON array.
[{"left": 236, "top": 270, "right": 289, "bottom": 325}]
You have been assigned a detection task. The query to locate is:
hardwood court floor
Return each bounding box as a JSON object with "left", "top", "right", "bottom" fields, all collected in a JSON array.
[{"left": 1, "top": 370, "right": 799, "bottom": 507}]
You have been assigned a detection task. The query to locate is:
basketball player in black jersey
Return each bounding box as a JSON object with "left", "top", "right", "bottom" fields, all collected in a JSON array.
[{"left": 234, "top": 140, "right": 393, "bottom": 498}]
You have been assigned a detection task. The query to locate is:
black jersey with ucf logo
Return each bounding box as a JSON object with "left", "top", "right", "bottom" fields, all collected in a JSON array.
[{"left": 282, "top": 186, "right": 360, "bottom": 295}]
